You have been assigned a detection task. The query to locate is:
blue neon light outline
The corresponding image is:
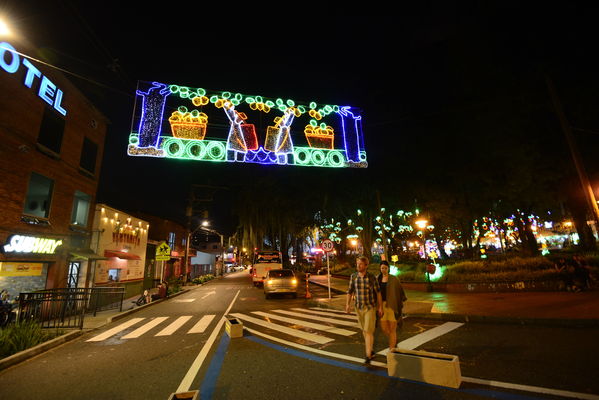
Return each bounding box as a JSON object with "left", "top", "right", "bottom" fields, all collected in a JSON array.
[{"left": 136, "top": 81, "right": 170, "bottom": 148}]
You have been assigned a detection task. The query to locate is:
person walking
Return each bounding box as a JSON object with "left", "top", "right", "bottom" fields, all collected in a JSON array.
[
  {"left": 377, "top": 261, "right": 407, "bottom": 351},
  {"left": 346, "top": 256, "right": 383, "bottom": 364}
]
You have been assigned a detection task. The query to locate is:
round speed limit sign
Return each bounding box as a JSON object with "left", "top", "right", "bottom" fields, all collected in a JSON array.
[{"left": 321, "top": 239, "right": 334, "bottom": 252}]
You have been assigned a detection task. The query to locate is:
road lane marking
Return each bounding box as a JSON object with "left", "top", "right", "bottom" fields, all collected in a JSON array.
[
  {"left": 187, "top": 315, "right": 216, "bottom": 334},
  {"left": 273, "top": 309, "right": 359, "bottom": 327},
  {"left": 86, "top": 318, "right": 145, "bottom": 342},
  {"left": 244, "top": 326, "right": 386, "bottom": 368},
  {"left": 251, "top": 311, "right": 356, "bottom": 336},
  {"left": 299, "top": 308, "right": 358, "bottom": 320},
  {"left": 230, "top": 313, "right": 333, "bottom": 344},
  {"left": 174, "top": 299, "right": 196, "bottom": 303},
  {"left": 201, "top": 291, "right": 216, "bottom": 299},
  {"left": 245, "top": 329, "right": 598, "bottom": 400},
  {"left": 122, "top": 317, "right": 169, "bottom": 339},
  {"left": 155, "top": 316, "right": 193, "bottom": 336},
  {"left": 376, "top": 321, "right": 464, "bottom": 355},
  {"left": 176, "top": 290, "right": 240, "bottom": 393},
  {"left": 461, "top": 377, "right": 599, "bottom": 400}
]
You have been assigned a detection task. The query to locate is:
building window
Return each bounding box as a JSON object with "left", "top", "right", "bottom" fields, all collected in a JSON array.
[
  {"left": 168, "top": 232, "right": 176, "bottom": 249},
  {"left": 71, "top": 191, "right": 91, "bottom": 226},
  {"left": 23, "top": 172, "right": 54, "bottom": 218},
  {"left": 37, "top": 107, "right": 65, "bottom": 155},
  {"left": 80, "top": 137, "right": 98, "bottom": 174}
]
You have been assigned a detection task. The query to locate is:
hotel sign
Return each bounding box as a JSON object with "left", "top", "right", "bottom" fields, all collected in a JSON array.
[
  {"left": 3, "top": 235, "right": 63, "bottom": 254},
  {"left": 0, "top": 41, "right": 67, "bottom": 116}
]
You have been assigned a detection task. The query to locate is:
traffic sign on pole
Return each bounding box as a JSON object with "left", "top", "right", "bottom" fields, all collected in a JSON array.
[
  {"left": 321, "top": 239, "right": 334, "bottom": 253},
  {"left": 320, "top": 239, "right": 334, "bottom": 300}
]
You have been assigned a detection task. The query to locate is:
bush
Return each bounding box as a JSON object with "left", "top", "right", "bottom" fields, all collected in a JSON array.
[
  {"left": 0, "top": 320, "right": 61, "bottom": 358},
  {"left": 192, "top": 274, "right": 215, "bottom": 285}
]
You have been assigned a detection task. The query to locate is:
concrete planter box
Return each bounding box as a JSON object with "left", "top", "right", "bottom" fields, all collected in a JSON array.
[
  {"left": 387, "top": 348, "right": 461, "bottom": 388},
  {"left": 225, "top": 317, "right": 243, "bottom": 338},
  {"left": 167, "top": 390, "right": 199, "bottom": 400}
]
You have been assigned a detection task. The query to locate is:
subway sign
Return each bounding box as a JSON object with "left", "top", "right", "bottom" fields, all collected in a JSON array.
[
  {"left": 3, "top": 235, "right": 63, "bottom": 254},
  {"left": 0, "top": 42, "right": 67, "bottom": 116}
]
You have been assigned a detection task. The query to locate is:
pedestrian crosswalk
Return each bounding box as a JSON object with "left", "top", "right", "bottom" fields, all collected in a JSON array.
[
  {"left": 86, "top": 315, "right": 217, "bottom": 342},
  {"left": 85, "top": 307, "right": 359, "bottom": 344}
]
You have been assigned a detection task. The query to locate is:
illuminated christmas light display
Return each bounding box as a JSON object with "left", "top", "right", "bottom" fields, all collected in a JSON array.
[{"left": 127, "top": 81, "right": 367, "bottom": 168}]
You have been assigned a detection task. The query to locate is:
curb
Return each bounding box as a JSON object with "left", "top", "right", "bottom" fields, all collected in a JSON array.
[
  {"left": 0, "top": 282, "right": 211, "bottom": 371},
  {"left": 0, "top": 329, "right": 83, "bottom": 371},
  {"left": 109, "top": 285, "right": 193, "bottom": 323},
  {"left": 406, "top": 312, "right": 599, "bottom": 328},
  {"left": 308, "top": 280, "right": 599, "bottom": 328},
  {"left": 308, "top": 279, "right": 347, "bottom": 295}
]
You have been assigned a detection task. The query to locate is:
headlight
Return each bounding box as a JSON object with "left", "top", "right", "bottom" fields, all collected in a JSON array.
[
  {"left": 267, "top": 279, "right": 274, "bottom": 285},
  {"left": 291, "top": 279, "right": 297, "bottom": 285}
]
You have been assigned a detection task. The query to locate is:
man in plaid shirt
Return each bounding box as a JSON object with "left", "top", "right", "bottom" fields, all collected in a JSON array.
[{"left": 346, "top": 256, "right": 383, "bottom": 364}]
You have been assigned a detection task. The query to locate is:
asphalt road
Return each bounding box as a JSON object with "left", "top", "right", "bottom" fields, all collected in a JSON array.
[{"left": 0, "top": 270, "right": 597, "bottom": 400}]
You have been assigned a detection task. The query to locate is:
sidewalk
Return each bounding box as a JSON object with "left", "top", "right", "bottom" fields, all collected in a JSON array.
[{"left": 308, "top": 274, "right": 599, "bottom": 325}]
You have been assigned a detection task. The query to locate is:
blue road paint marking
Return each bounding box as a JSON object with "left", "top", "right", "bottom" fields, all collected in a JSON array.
[
  {"left": 245, "top": 335, "right": 544, "bottom": 400},
  {"left": 199, "top": 332, "right": 230, "bottom": 400}
]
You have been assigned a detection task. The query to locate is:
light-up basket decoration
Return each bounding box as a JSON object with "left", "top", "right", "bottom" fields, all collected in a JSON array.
[
  {"left": 168, "top": 107, "right": 208, "bottom": 140},
  {"left": 305, "top": 125, "right": 334, "bottom": 149}
]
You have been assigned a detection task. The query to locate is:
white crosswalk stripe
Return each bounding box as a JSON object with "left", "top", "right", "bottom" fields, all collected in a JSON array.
[
  {"left": 122, "top": 317, "right": 168, "bottom": 339},
  {"left": 272, "top": 309, "right": 360, "bottom": 327},
  {"left": 155, "top": 316, "right": 193, "bottom": 336},
  {"left": 299, "top": 308, "right": 358, "bottom": 320},
  {"left": 86, "top": 318, "right": 145, "bottom": 342},
  {"left": 250, "top": 311, "right": 356, "bottom": 336},
  {"left": 188, "top": 315, "right": 216, "bottom": 334},
  {"left": 229, "top": 313, "right": 334, "bottom": 344}
]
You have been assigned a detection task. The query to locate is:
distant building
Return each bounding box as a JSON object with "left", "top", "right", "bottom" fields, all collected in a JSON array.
[
  {"left": 0, "top": 40, "right": 108, "bottom": 299},
  {"left": 129, "top": 212, "right": 190, "bottom": 284},
  {"left": 90, "top": 205, "right": 149, "bottom": 298}
]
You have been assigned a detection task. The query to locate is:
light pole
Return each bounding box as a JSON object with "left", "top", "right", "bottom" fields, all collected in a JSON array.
[{"left": 415, "top": 219, "right": 435, "bottom": 292}]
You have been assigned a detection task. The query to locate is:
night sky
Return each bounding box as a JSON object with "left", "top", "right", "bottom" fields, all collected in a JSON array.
[{"left": 3, "top": 2, "right": 599, "bottom": 234}]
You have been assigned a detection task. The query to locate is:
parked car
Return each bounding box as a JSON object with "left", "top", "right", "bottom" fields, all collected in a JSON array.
[{"left": 263, "top": 269, "right": 298, "bottom": 299}]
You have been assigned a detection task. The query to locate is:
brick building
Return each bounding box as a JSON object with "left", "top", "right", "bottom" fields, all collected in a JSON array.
[{"left": 0, "top": 40, "right": 108, "bottom": 299}]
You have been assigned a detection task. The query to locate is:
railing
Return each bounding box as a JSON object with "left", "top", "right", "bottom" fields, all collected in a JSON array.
[
  {"left": 18, "top": 287, "right": 126, "bottom": 329},
  {"left": 87, "top": 286, "right": 126, "bottom": 316}
]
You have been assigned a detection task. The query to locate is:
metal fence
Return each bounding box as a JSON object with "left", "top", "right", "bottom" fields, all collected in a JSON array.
[{"left": 18, "top": 287, "right": 126, "bottom": 329}]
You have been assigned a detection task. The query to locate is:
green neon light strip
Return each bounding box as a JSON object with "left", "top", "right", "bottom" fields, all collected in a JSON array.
[
  {"left": 128, "top": 137, "right": 365, "bottom": 168},
  {"left": 162, "top": 138, "right": 227, "bottom": 162},
  {"left": 292, "top": 147, "right": 346, "bottom": 168}
]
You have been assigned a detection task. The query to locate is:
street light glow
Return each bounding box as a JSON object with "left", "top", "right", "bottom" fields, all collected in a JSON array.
[
  {"left": 415, "top": 219, "right": 428, "bottom": 229},
  {"left": 0, "top": 18, "right": 11, "bottom": 36}
]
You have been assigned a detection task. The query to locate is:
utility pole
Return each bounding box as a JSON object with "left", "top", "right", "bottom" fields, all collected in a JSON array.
[
  {"left": 183, "top": 184, "right": 228, "bottom": 279},
  {"left": 546, "top": 75, "right": 599, "bottom": 235}
]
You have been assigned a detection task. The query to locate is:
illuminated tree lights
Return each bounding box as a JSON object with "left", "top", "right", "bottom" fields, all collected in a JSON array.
[{"left": 128, "top": 81, "right": 367, "bottom": 168}]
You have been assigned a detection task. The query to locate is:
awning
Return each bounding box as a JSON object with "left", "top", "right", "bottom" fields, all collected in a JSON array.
[
  {"left": 70, "top": 248, "right": 108, "bottom": 261},
  {"left": 104, "top": 250, "right": 141, "bottom": 260}
]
